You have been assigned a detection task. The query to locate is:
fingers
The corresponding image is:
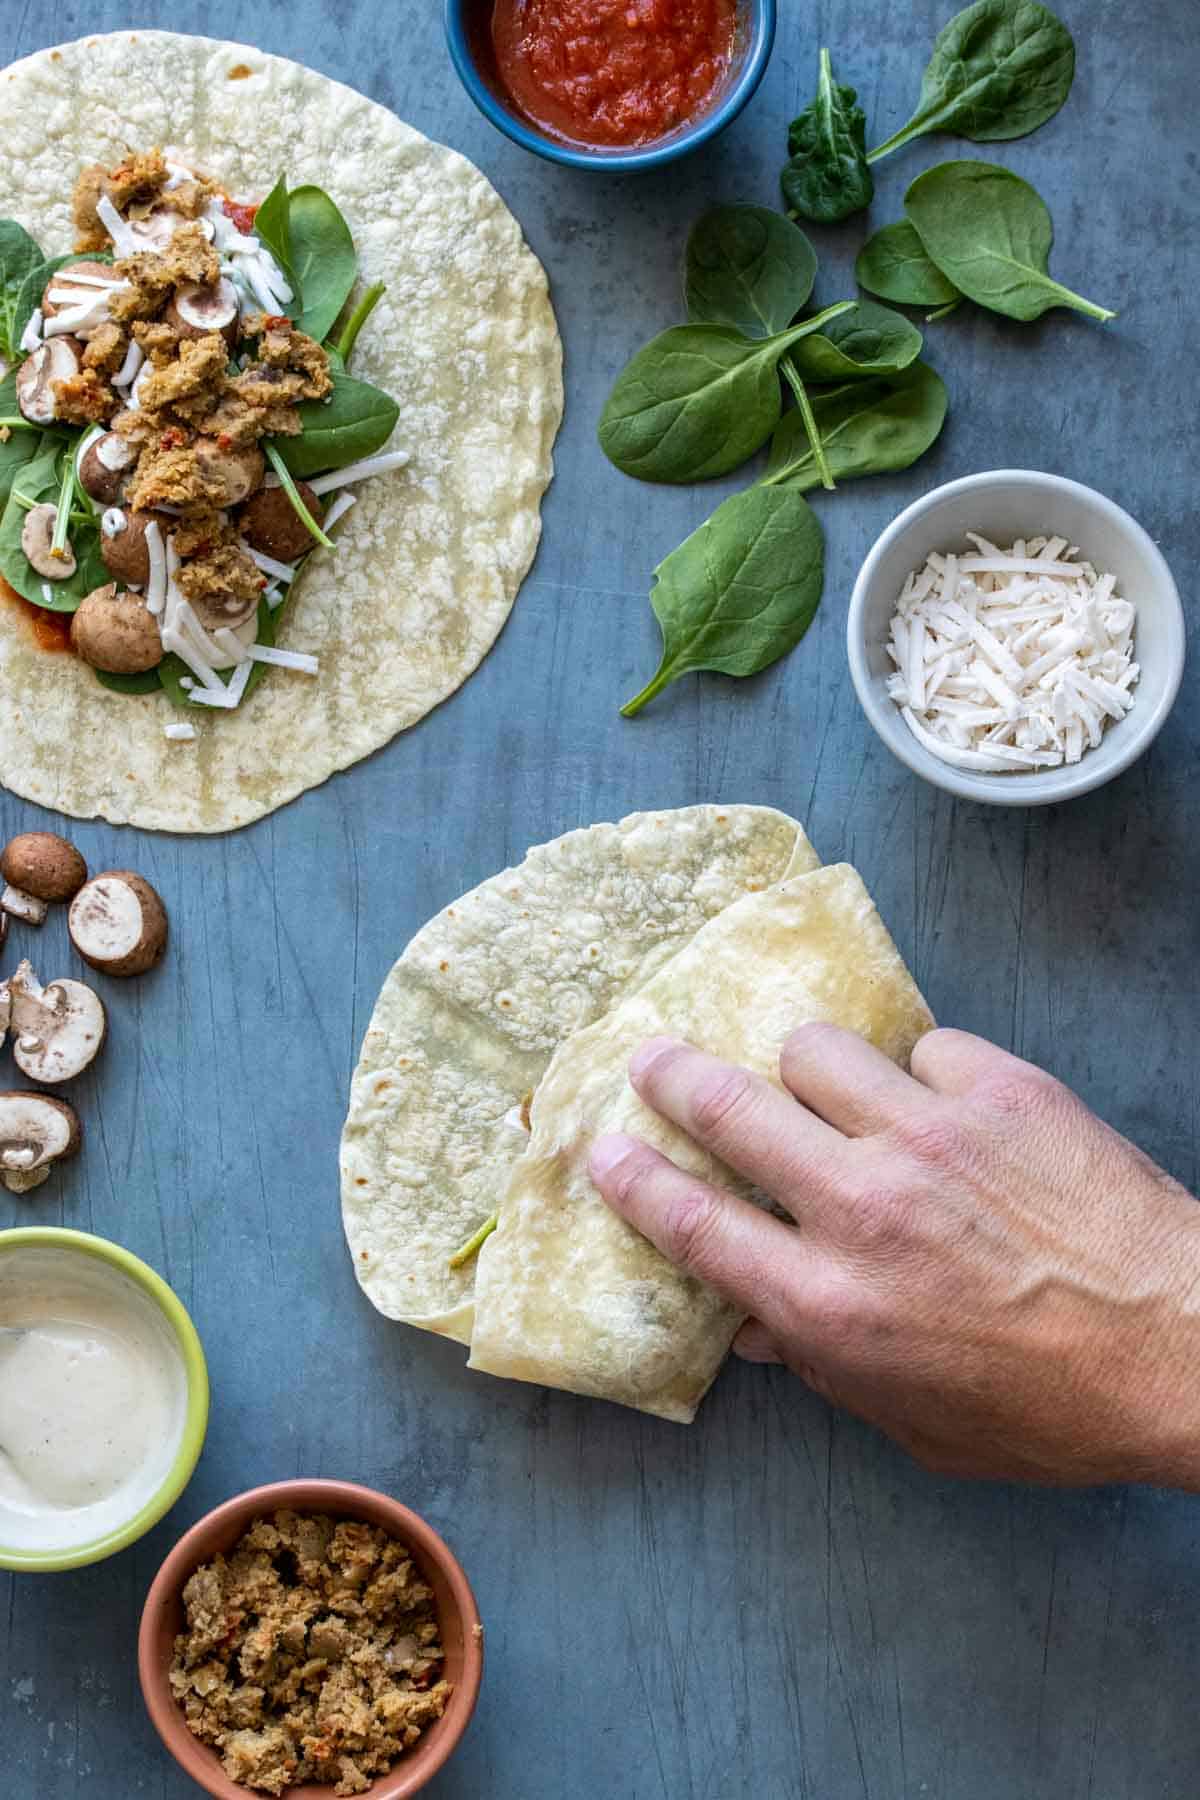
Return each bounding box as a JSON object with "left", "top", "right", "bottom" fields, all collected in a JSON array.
[
  {"left": 780, "top": 1022, "right": 935, "bottom": 1136},
  {"left": 589, "top": 1131, "right": 811, "bottom": 1327},
  {"left": 626, "top": 1037, "right": 847, "bottom": 1208},
  {"left": 910, "top": 1027, "right": 1024, "bottom": 1096},
  {"left": 731, "top": 1317, "right": 784, "bottom": 1363}
]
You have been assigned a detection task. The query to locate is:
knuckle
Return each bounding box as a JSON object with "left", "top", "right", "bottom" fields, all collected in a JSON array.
[
  {"left": 609, "top": 1147, "right": 659, "bottom": 1209},
  {"left": 661, "top": 1184, "right": 722, "bottom": 1272},
  {"left": 976, "top": 1065, "right": 1062, "bottom": 1125},
  {"left": 889, "top": 1108, "right": 964, "bottom": 1169},
  {"left": 843, "top": 1179, "right": 919, "bottom": 1249},
  {"left": 782, "top": 1019, "right": 841, "bottom": 1068},
  {"left": 689, "top": 1066, "right": 756, "bottom": 1140}
]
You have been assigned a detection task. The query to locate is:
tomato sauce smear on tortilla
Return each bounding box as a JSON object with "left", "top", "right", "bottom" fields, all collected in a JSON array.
[
  {"left": 0, "top": 576, "right": 73, "bottom": 652},
  {"left": 491, "top": 0, "right": 737, "bottom": 149}
]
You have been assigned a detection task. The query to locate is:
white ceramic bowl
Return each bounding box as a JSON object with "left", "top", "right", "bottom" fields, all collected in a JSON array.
[{"left": 847, "top": 470, "right": 1185, "bottom": 807}]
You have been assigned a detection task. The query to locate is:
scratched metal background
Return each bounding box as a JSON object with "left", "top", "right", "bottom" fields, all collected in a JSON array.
[{"left": 3, "top": 0, "right": 1198, "bottom": 1795}]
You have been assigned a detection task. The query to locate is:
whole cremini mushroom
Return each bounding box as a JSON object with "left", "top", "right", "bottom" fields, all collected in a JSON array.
[
  {"left": 237, "top": 482, "right": 325, "bottom": 564},
  {"left": 99, "top": 510, "right": 156, "bottom": 587},
  {"left": 79, "top": 432, "right": 138, "bottom": 507},
  {"left": 70, "top": 583, "right": 163, "bottom": 674},
  {"left": 69, "top": 871, "right": 168, "bottom": 978},
  {"left": 15, "top": 338, "right": 82, "bottom": 424},
  {"left": 1, "top": 833, "right": 87, "bottom": 905},
  {"left": 164, "top": 277, "right": 240, "bottom": 348},
  {"left": 0, "top": 1092, "right": 81, "bottom": 1192},
  {"left": 0, "top": 960, "right": 106, "bottom": 1084}
]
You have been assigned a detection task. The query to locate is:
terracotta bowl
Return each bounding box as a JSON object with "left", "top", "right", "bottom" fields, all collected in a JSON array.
[{"left": 138, "top": 1479, "right": 483, "bottom": 1800}]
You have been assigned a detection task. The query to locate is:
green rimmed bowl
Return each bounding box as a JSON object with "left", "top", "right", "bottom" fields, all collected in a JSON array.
[{"left": 0, "top": 1227, "right": 209, "bottom": 1573}]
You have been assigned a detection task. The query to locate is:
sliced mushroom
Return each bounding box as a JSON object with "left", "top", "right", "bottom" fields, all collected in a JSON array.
[
  {"left": 0, "top": 960, "right": 106, "bottom": 1084},
  {"left": 69, "top": 871, "right": 168, "bottom": 978},
  {"left": 15, "top": 338, "right": 82, "bottom": 424},
  {"left": 127, "top": 206, "right": 189, "bottom": 253},
  {"left": 237, "top": 482, "right": 325, "bottom": 563},
  {"left": 21, "top": 503, "right": 77, "bottom": 580},
  {"left": 70, "top": 583, "right": 163, "bottom": 675},
  {"left": 0, "top": 834, "right": 87, "bottom": 904},
  {"left": 0, "top": 1092, "right": 80, "bottom": 1192},
  {"left": 40, "top": 259, "right": 121, "bottom": 340},
  {"left": 164, "top": 277, "right": 240, "bottom": 348},
  {"left": 194, "top": 440, "right": 264, "bottom": 508},
  {"left": 79, "top": 432, "right": 138, "bottom": 506},
  {"left": 1, "top": 886, "right": 46, "bottom": 927}
]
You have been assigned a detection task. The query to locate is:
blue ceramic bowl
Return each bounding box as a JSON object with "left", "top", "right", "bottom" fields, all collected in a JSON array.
[{"left": 444, "top": 0, "right": 777, "bottom": 171}]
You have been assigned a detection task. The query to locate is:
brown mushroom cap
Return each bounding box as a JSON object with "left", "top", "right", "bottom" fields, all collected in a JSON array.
[
  {"left": 79, "top": 433, "right": 138, "bottom": 507},
  {"left": 0, "top": 834, "right": 87, "bottom": 904},
  {"left": 70, "top": 584, "right": 163, "bottom": 675},
  {"left": 194, "top": 440, "right": 265, "bottom": 508},
  {"left": 164, "top": 276, "right": 240, "bottom": 348},
  {"left": 40, "top": 259, "right": 118, "bottom": 322},
  {"left": 99, "top": 510, "right": 159, "bottom": 587},
  {"left": 68, "top": 871, "right": 168, "bottom": 978},
  {"left": 237, "top": 482, "right": 325, "bottom": 564},
  {"left": 0, "top": 1091, "right": 81, "bottom": 1192}
]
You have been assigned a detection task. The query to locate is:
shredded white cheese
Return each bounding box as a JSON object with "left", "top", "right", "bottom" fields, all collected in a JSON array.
[
  {"left": 238, "top": 541, "right": 296, "bottom": 584},
  {"left": 322, "top": 491, "right": 357, "bottom": 533},
  {"left": 18, "top": 308, "right": 43, "bottom": 354},
  {"left": 244, "top": 643, "right": 319, "bottom": 676},
  {"left": 163, "top": 721, "right": 197, "bottom": 742},
  {"left": 307, "top": 450, "right": 410, "bottom": 496},
  {"left": 886, "top": 532, "right": 1139, "bottom": 773}
]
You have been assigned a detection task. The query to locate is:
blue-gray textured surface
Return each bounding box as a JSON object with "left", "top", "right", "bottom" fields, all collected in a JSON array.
[{"left": 3, "top": 1, "right": 1199, "bottom": 1795}]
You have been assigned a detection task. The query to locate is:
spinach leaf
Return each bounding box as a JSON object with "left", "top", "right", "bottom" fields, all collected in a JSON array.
[
  {"left": 787, "top": 299, "right": 923, "bottom": 382},
  {"left": 684, "top": 205, "right": 816, "bottom": 338},
  {"left": 96, "top": 668, "right": 162, "bottom": 695},
  {"left": 598, "top": 304, "right": 854, "bottom": 484},
  {"left": 289, "top": 186, "right": 357, "bottom": 343},
  {"left": 904, "top": 161, "right": 1115, "bottom": 321},
  {"left": 868, "top": 0, "right": 1075, "bottom": 162},
  {"left": 252, "top": 177, "right": 298, "bottom": 303},
  {"left": 0, "top": 371, "right": 44, "bottom": 508},
  {"left": 781, "top": 50, "right": 874, "bottom": 224},
  {"left": 0, "top": 448, "right": 108, "bottom": 608},
  {"left": 0, "top": 220, "right": 47, "bottom": 359},
  {"left": 275, "top": 370, "right": 400, "bottom": 479},
  {"left": 622, "top": 485, "right": 824, "bottom": 715},
  {"left": 855, "top": 220, "right": 963, "bottom": 309},
  {"left": 763, "top": 362, "right": 948, "bottom": 491}
]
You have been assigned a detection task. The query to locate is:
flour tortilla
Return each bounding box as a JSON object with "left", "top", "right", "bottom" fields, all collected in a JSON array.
[
  {"left": 0, "top": 33, "right": 562, "bottom": 831},
  {"left": 468, "top": 865, "right": 934, "bottom": 1423},
  {"left": 340, "top": 806, "right": 817, "bottom": 1343}
]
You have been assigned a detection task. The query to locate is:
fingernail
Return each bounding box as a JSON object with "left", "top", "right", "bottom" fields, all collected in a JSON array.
[
  {"left": 629, "top": 1036, "right": 683, "bottom": 1082},
  {"left": 589, "top": 1133, "right": 638, "bottom": 1182}
]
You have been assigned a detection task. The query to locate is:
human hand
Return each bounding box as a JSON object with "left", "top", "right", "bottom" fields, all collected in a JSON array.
[{"left": 588, "top": 1027, "right": 1200, "bottom": 1486}]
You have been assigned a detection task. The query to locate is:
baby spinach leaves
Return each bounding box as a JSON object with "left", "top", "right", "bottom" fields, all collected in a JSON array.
[
  {"left": 763, "top": 364, "right": 949, "bottom": 492},
  {"left": 598, "top": 306, "right": 854, "bottom": 484},
  {"left": 275, "top": 371, "right": 401, "bottom": 480},
  {"left": 622, "top": 487, "right": 825, "bottom": 716},
  {"left": 855, "top": 220, "right": 963, "bottom": 310},
  {"left": 786, "top": 300, "right": 923, "bottom": 383},
  {"left": 869, "top": 0, "right": 1075, "bottom": 163},
  {"left": 781, "top": 50, "right": 874, "bottom": 225},
  {"left": 684, "top": 206, "right": 816, "bottom": 338},
  {"left": 904, "top": 161, "right": 1115, "bottom": 321},
  {"left": 0, "top": 448, "right": 107, "bottom": 609},
  {"left": 254, "top": 180, "right": 359, "bottom": 342},
  {"left": 252, "top": 178, "right": 297, "bottom": 296},
  {"left": 0, "top": 221, "right": 47, "bottom": 360}
]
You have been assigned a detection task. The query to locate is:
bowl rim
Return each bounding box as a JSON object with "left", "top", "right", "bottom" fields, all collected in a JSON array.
[
  {"left": 138, "top": 1477, "right": 484, "bottom": 1800},
  {"left": 0, "top": 1225, "right": 209, "bottom": 1573},
  {"left": 846, "top": 468, "right": 1186, "bottom": 809},
  {"left": 443, "top": 0, "right": 778, "bottom": 170}
]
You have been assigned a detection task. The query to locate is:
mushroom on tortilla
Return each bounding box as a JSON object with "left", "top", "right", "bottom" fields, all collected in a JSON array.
[
  {"left": 71, "top": 583, "right": 163, "bottom": 674},
  {"left": 15, "top": 338, "right": 83, "bottom": 424},
  {"left": 238, "top": 481, "right": 325, "bottom": 563},
  {"left": 164, "top": 276, "right": 240, "bottom": 348},
  {"left": 1, "top": 833, "right": 88, "bottom": 905},
  {"left": 0, "top": 1092, "right": 81, "bottom": 1193},
  {"left": 69, "top": 871, "right": 168, "bottom": 978},
  {"left": 79, "top": 432, "right": 138, "bottom": 506},
  {"left": 20, "top": 503, "right": 77, "bottom": 580},
  {"left": 0, "top": 960, "right": 106, "bottom": 1084},
  {"left": 99, "top": 511, "right": 156, "bottom": 587}
]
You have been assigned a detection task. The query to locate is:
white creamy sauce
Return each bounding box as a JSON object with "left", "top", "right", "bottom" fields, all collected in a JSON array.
[{"left": 0, "top": 1249, "right": 187, "bottom": 1552}]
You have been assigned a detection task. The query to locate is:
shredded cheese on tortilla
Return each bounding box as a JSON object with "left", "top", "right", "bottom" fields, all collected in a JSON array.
[{"left": 886, "top": 533, "right": 1139, "bottom": 772}]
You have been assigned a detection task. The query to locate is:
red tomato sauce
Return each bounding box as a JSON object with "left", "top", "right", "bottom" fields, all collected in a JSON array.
[
  {"left": 222, "top": 197, "right": 258, "bottom": 235},
  {"left": 0, "top": 575, "right": 74, "bottom": 653},
  {"left": 490, "top": 0, "right": 738, "bottom": 149}
]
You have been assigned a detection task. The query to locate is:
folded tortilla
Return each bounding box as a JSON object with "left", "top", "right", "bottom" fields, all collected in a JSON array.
[
  {"left": 341, "top": 806, "right": 816, "bottom": 1343},
  {"left": 0, "top": 33, "right": 561, "bottom": 831},
  {"left": 468, "top": 865, "right": 934, "bottom": 1423}
]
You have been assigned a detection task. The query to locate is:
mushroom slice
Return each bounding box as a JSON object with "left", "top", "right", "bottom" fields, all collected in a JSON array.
[
  {"left": 4, "top": 960, "right": 106, "bottom": 1084},
  {"left": 165, "top": 277, "right": 240, "bottom": 346},
  {"left": 0, "top": 833, "right": 87, "bottom": 904},
  {"left": 20, "top": 503, "right": 76, "bottom": 580},
  {"left": 0, "top": 1092, "right": 81, "bottom": 1192},
  {"left": 1, "top": 885, "right": 47, "bottom": 926},
  {"left": 69, "top": 871, "right": 168, "bottom": 978},
  {"left": 15, "top": 338, "right": 82, "bottom": 424}
]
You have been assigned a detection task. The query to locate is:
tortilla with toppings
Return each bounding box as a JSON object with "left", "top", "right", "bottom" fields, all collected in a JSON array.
[
  {"left": 0, "top": 33, "right": 561, "bottom": 831},
  {"left": 340, "top": 806, "right": 816, "bottom": 1344}
]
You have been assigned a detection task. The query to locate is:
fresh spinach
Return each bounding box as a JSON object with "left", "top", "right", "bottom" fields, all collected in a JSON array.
[
  {"left": 0, "top": 447, "right": 108, "bottom": 608},
  {"left": 0, "top": 371, "right": 44, "bottom": 507},
  {"left": 96, "top": 668, "right": 162, "bottom": 695},
  {"left": 855, "top": 220, "right": 964, "bottom": 311},
  {"left": 763, "top": 362, "right": 948, "bottom": 491},
  {"left": 684, "top": 205, "right": 816, "bottom": 338},
  {"left": 252, "top": 177, "right": 298, "bottom": 303},
  {"left": 787, "top": 300, "right": 923, "bottom": 382},
  {"left": 622, "top": 486, "right": 824, "bottom": 716},
  {"left": 289, "top": 186, "right": 358, "bottom": 343},
  {"left": 598, "top": 304, "right": 854, "bottom": 484},
  {"left": 904, "top": 161, "right": 1115, "bottom": 321},
  {"left": 781, "top": 50, "right": 874, "bottom": 224},
  {"left": 274, "top": 370, "right": 401, "bottom": 479},
  {"left": 0, "top": 221, "right": 47, "bottom": 359},
  {"left": 868, "top": 0, "right": 1075, "bottom": 163}
]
